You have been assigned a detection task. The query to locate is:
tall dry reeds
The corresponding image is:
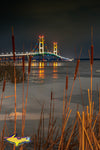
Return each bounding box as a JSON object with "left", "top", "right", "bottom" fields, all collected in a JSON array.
[
  {"left": 0, "top": 73, "right": 6, "bottom": 113},
  {"left": 20, "top": 54, "right": 25, "bottom": 150},
  {"left": 12, "top": 27, "right": 16, "bottom": 150}
]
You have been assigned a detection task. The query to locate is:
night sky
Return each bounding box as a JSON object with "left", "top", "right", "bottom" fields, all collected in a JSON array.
[{"left": 0, "top": 0, "right": 100, "bottom": 58}]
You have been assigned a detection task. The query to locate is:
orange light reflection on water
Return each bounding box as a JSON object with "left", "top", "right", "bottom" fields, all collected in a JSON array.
[
  {"left": 31, "top": 62, "right": 38, "bottom": 67},
  {"left": 39, "top": 62, "right": 44, "bottom": 68},
  {"left": 31, "top": 62, "right": 59, "bottom": 79},
  {"left": 53, "top": 62, "right": 58, "bottom": 79},
  {"left": 53, "top": 62, "right": 58, "bottom": 67},
  {"left": 39, "top": 62, "right": 45, "bottom": 79}
]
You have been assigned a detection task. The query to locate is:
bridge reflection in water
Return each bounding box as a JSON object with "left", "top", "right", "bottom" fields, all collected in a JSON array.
[
  {"left": 53, "top": 62, "right": 58, "bottom": 79},
  {"left": 38, "top": 62, "right": 58, "bottom": 80},
  {"left": 39, "top": 62, "right": 45, "bottom": 79},
  {"left": 31, "top": 62, "right": 59, "bottom": 82}
]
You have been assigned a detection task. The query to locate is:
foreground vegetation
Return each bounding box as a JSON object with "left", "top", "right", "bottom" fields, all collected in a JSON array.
[{"left": 0, "top": 64, "right": 26, "bottom": 83}]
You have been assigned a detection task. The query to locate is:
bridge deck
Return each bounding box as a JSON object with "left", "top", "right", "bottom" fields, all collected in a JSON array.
[{"left": 0, "top": 52, "right": 73, "bottom": 61}]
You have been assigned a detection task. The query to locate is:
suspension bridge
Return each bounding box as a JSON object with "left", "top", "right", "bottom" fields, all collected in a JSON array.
[{"left": 0, "top": 35, "right": 73, "bottom": 62}]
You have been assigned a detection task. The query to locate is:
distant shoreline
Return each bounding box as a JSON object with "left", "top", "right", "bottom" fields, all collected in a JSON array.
[{"left": 74, "top": 58, "right": 100, "bottom": 61}]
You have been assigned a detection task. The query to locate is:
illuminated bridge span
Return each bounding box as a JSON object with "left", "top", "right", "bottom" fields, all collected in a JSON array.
[{"left": 0, "top": 35, "right": 73, "bottom": 62}]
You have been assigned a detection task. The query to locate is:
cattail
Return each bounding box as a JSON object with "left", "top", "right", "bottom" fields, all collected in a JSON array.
[
  {"left": 22, "top": 55, "right": 25, "bottom": 73},
  {"left": 74, "top": 59, "right": 80, "bottom": 80},
  {"left": 91, "top": 26, "right": 93, "bottom": 65},
  {"left": 28, "top": 56, "right": 32, "bottom": 74},
  {"left": 66, "top": 76, "right": 68, "bottom": 90},
  {"left": 12, "top": 27, "right": 15, "bottom": 62},
  {"left": 2, "top": 80, "right": 6, "bottom": 92},
  {"left": 91, "top": 45, "right": 93, "bottom": 65},
  {"left": 51, "top": 91, "right": 53, "bottom": 100}
]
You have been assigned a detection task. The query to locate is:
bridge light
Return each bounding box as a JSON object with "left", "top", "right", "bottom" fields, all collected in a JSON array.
[
  {"left": 39, "top": 35, "right": 41, "bottom": 38},
  {"left": 53, "top": 42, "right": 58, "bottom": 55},
  {"left": 39, "top": 35, "right": 44, "bottom": 54}
]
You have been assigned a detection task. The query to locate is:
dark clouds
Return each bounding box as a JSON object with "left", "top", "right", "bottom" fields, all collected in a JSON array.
[{"left": 0, "top": 0, "right": 100, "bottom": 58}]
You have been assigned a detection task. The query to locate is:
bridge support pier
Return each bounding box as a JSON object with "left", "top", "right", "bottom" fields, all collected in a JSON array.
[
  {"left": 53, "top": 42, "right": 57, "bottom": 55},
  {"left": 39, "top": 35, "right": 44, "bottom": 54}
]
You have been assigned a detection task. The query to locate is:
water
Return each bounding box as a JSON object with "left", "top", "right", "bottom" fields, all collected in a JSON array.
[{"left": 0, "top": 60, "right": 100, "bottom": 143}]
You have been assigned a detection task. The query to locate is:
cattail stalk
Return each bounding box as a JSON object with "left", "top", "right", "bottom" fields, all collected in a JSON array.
[
  {"left": 4, "top": 95, "right": 14, "bottom": 99},
  {"left": 22, "top": 56, "right": 25, "bottom": 135},
  {"left": 42, "top": 110, "right": 44, "bottom": 145},
  {"left": 12, "top": 27, "right": 16, "bottom": 150},
  {"left": 0, "top": 77, "right": 6, "bottom": 112},
  {"left": 86, "top": 114, "right": 100, "bottom": 149},
  {"left": 86, "top": 106, "right": 89, "bottom": 150},
  {"left": 65, "top": 76, "right": 68, "bottom": 112},
  {"left": 90, "top": 26, "right": 93, "bottom": 128},
  {"left": 1, "top": 113, "right": 7, "bottom": 149},
  {"left": 65, "top": 119, "right": 77, "bottom": 149},
  {"left": 74, "top": 59, "right": 80, "bottom": 80},
  {"left": 58, "top": 109, "right": 72, "bottom": 150},
  {"left": 37, "top": 104, "right": 44, "bottom": 149},
  {"left": 51, "top": 94, "right": 55, "bottom": 146},
  {"left": 99, "top": 88, "right": 100, "bottom": 137},
  {"left": 78, "top": 71, "right": 84, "bottom": 110},
  {"left": 20, "top": 55, "right": 25, "bottom": 150},
  {"left": 13, "top": 66, "right": 16, "bottom": 150},
  {"left": 22, "top": 55, "right": 31, "bottom": 136},
  {"left": 78, "top": 117, "right": 81, "bottom": 150},
  {"left": 92, "top": 113, "right": 98, "bottom": 130},
  {"left": 90, "top": 64, "right": 92, "bottom": 118},
  {"left": 47, "top": 92, "right": 53, "bottom": 141},
  {"left": 66, "top": 80, "right": 75, "bottom": 119},
  {"left": 92, "top": 101, "right": 94, "bottom": 117},
  {"left": 82, "top": 112, "right": 84, "bottom": 150},
  {"left": 22, "top": 55, "right": 25, "bottom": 74},
  {"left": 77, "top": 111, "right": 93, "bottom": 150},
  {"left": 88, "top": 88, "right": 92, "bottom": 130},
  {"left": 63, "top": 88, "right": 65, "bottom": 125},
  {"left": 66, "top": 59, "right": 80, "bottom": 116}
]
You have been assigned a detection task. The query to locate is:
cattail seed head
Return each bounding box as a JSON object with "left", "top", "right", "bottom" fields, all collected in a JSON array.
[
  {"left": 28, "top": 56, "right": 32, "bottom": 74},
  {"left": 74, "top": 59, "right": 80, "bottom": 80},
  {"left": 51, "top": 91, "right": 53, "bottom": 101},
  {"left": 2, "top": 80, "right": 6, "bottom": 92},
  {"left": 66, "top": 76, "right": 68, "bottom": 90},
  {"left": 91, "top": 45, "right": 93, "bottom": 65},
  {"left": 12, "top": 27, "right": 15, "bottom": 62}
]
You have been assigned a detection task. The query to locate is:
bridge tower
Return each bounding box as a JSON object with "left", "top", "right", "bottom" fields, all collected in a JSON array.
[
  {"left": 53, "top": 42, "right": 57, "bottom": 55},
  {"left": 39, "top": 35, "right": 44, "bottom": 54}
]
